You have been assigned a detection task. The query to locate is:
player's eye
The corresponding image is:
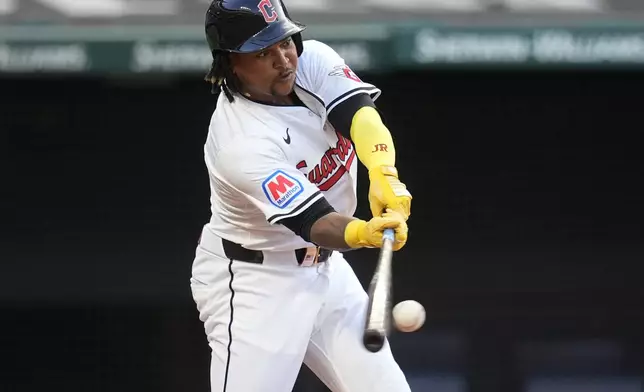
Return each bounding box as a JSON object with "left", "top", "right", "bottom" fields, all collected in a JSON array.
[
  {"left": 281, "top": 38, "right": 292, "bottom": 48},
  {"left": 256, "top": 51, "right": 268, "bottom": 58}
]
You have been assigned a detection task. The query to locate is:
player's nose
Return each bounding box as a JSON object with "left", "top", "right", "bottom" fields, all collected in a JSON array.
[{"left": 273, "top": 49, "right": 290, "bottom": 69}]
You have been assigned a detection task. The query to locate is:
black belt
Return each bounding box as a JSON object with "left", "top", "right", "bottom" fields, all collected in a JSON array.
[{"left": 221, "top": 238, "right": 331, "bottom": 265}]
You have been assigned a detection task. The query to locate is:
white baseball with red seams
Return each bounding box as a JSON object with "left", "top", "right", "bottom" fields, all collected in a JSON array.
[{"left": 393, "top": 300, "right": 426, "bottom": 332}]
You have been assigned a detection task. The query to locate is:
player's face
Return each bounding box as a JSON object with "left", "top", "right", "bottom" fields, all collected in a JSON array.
[{"left": 231, "top": 37, "right": 298, "bottom": 100}]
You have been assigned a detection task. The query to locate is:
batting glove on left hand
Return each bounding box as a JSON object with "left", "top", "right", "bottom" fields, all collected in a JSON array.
[{"left": 344, "top": 209, "right": 408, "bottom": 251}]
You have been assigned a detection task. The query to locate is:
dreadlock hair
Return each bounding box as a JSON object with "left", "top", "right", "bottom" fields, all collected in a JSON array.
[{"left": 204, "top": 51, "right": 242, "bottom": 103}]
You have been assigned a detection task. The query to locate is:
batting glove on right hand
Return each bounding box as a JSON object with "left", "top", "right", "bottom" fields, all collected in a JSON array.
[
  {"left": 368, "top": 166, "right": 412, "bottom": 221},
  {"left": 344, "top": 209, "right": 408, "bottom": 251}
]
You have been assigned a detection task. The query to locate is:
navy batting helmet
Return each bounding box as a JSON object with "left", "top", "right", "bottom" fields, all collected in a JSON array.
[{"left": 205, "top": 0, "right": 306, "bottom": 56}]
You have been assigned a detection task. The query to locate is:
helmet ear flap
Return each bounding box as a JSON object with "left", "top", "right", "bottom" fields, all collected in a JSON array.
[
  {"left": 280, "top": 0, "right": 304, "bottom": 56},
  {"left": 292, "top": 32, "right": 303, "bottom": 57},
  {"left": 205, "top": 25, "right": 220, "bottom": 54}
]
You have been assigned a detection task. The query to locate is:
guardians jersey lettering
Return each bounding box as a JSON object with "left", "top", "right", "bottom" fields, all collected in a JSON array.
[{"left": 296, "top": 132, "right": 356, "bottom": 191}]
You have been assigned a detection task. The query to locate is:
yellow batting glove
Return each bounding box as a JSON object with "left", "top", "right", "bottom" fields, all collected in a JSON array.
[
  {"left": 368, "top": 166, "right": 412, "bottom": 220},
  {"left": 344, "top": 209, "right": 408, "bottom": 251}
]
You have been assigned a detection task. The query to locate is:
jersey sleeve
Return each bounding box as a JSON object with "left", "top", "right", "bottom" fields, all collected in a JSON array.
[
  {"left": 301, "top": 40, "right": 382, "bottom": 114},
  {"left": 215, "top": 138, "right": 325, "bottom": 225}
]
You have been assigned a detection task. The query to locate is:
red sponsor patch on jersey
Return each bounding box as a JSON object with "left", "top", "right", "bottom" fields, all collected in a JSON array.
[
  {"left": 328, "top": 64, "right": 362, "bottom": 83},
  {"left": 262, "top": 170, "right": 304, "bottom": 208}
]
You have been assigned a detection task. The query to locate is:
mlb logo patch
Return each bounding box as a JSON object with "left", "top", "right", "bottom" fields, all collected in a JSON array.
[{"left": 262, "top": 170, "right": 304, "bottom": 209}]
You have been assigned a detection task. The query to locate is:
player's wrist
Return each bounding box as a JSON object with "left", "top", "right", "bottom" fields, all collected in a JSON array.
[
  {"left": 344, "top": 219, "right": 368, "bottom": 249},
  {"left": 368, "top": 165, "right": 399, "bottom": 179}
]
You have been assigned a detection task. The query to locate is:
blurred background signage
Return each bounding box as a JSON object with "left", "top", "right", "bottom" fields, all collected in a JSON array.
[{"left": 1, "top": 0, "right": 644, "bottom": 71}]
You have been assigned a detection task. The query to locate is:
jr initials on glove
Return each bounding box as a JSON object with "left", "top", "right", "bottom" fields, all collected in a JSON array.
[
  {"left": 368, "top": 166, "right": 412, "bottom": 220},
  {"left": 344, "top": 209, "right": 408, "bottom": 251}
]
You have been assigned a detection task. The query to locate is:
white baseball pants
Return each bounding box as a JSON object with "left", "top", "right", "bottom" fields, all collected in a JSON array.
[{"left": 190, "top": 228, "right": 412, "bottom": 392}]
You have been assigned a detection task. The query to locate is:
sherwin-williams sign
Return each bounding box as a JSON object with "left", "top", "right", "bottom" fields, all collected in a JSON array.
[
  {"left": 398, "top": 26, "right": 644, "bottom": 67},
  {"left": 2, "top": 24, "right": 644, "bottom": 73}
]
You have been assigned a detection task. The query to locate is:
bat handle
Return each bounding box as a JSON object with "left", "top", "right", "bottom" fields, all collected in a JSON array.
[{"left": 382, "top": 228, "right": 395, "bottom": 242}]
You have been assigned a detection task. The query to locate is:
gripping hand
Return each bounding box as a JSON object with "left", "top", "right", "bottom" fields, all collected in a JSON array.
[
  {"left": 368, "top": 166, "right": 412, "bottom": 220},
  {"left": 344, "top": 209, "right": 408, "bottom": 251}
]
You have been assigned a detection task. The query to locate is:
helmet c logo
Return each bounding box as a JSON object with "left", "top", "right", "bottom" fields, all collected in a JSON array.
[{"left": 258, "top": 0, "right": 277, "bottom": 23}]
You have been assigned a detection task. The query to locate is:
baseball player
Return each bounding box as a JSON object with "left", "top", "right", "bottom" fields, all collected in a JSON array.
[{"left": 190, "top": 1, "right": 413, "bottom": 391}]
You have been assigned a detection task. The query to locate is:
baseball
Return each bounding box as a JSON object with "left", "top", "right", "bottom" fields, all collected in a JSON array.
[{"left": 392, "top": 300, "right": 426, "bottom": 332}]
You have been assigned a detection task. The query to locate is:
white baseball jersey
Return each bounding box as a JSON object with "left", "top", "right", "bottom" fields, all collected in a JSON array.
[{"left": 203, "top": 40, "right": 381, "bottom": 251}]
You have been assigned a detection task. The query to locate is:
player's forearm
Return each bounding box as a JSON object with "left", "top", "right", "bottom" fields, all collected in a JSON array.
[
  {"left": 350, "top": 106, "right": 396, "bottom": 170},
  {"left": 309, "top": 212, "right": 356, "bottom": 250}
]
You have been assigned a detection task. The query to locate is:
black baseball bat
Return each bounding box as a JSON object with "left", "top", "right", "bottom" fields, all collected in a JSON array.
[{"left": 362, "top": 228, "right": 395, "bottom": 353}]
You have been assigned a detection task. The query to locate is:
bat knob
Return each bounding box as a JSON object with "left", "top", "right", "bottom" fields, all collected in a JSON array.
[{"left": 363, "top": 331, "right": 385, "bottom": 353}]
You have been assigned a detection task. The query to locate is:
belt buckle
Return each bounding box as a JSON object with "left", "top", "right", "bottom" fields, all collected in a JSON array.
[{"left": 301, "top": 247, "right": 320, "bottom": 267}]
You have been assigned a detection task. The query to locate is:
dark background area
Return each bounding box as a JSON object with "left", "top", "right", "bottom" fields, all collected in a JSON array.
[{"left": 2, "top": 69, "right": 643, "bottom": 391}]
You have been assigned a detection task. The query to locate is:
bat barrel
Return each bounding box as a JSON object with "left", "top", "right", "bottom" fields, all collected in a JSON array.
[
  {"left": 363, "top": 329, "right": 386, "bottom": 352},
  {"left": 362, "top": 228, "right": 396, "bottom": 353}
]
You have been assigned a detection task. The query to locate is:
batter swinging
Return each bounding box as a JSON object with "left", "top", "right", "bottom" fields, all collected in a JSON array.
[{"left": 190, "top": 1, "right": 413, "bottom": 391}]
